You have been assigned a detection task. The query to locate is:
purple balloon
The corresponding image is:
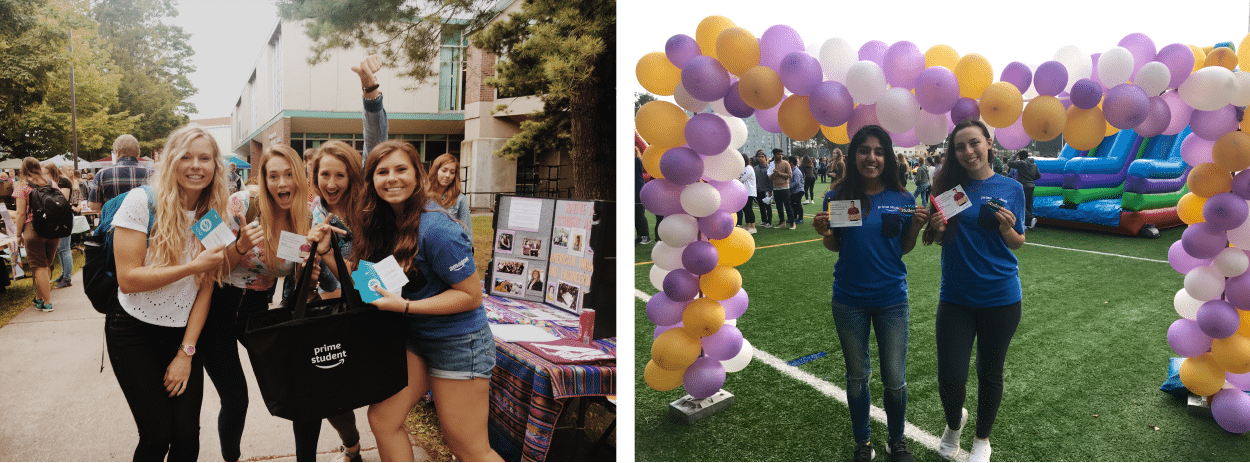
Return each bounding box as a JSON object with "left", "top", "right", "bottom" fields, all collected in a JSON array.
[
  {"left": 1204, "top": 192, "right": 1249, "bottom": 230},
  {"left": 809, "top": 81, "right": 854, "bottom": 127},
  {"left": 1190, "top": 105, "right": 1239, "bottom": 141},
  {"left": 1181, "top": 132, "right": 1215, "bottom": 166},
  {"left": 720, "top": 288, "right": 749, "bottom": 319},
  {"left": 1232, "top": 169, "right": 1250, "bottom": 200},
  {"left": 712, "top": 180, "right": 749, "bottom": 214},
  {"left": 756, "top": 103, "right": 782, "bottom": 133},
  {"left": 1168, "top": 318, "right": 1214, "bottom": 357},
  {"left": 916, "top": 66, "right": 960, "bottom": 115},
  {"left": 858, "top": 40, "right": 888, "bottom": 66},
  {"left": 759, "top": 25, "right": 805, "bottom": 71},
  {"left": 724, "top": 82, "right": 755, "bottom": 118},
  {"left": 1197, "top": 299, "right": 1241, "bottom": 339},
  {"left": 659, "top": 147, "right": 705, "bottom": 186},
  {"left": 681, "top": 240, "right": 719, "bottom": 275},
  {"left": 1070, "top": 78, "right": 1103, "bottom": 110},
  {"left": 950, "top": 98, "right": 980, "bottom": 125},
  {"left": 683, "top": 356, "right": 727, "bottom": 399},
  {"left": 1090, "top": 52, "right": 1104, "bottom": 89},
  {"left": 1182, "top": 222, "right": 1229, "bottom": 259},
  {"left": 1034, "top": 61, "right": 1069, "bottom": 97},
  {"left": 1224, "top": 271, "right": 1250, "bottom": 309},
  {"left": 640, "top": 178, "right": 686, "bottom": 216},
  {"left": 846, "top": 104, "right": 880, "bottom": 141},
  {"left": 996, "top": 119, "right": 1030, "bottom": 150},
  {"left": 1000, "top": 61, "right": 1033, "bottom": 94},
  {"left": 681, "top": 56, "right": 731, "bottom": 102},
  {"left": 883, "top": 40, "right": 925, "bottom": 89},
  {"left": 685, "top": 113, "right": 731, "bottom": 156},
  {"left": 697, "top": 210, "right": 736, "bottom": 240},
  {"left": 666, "top": 34, "right": 702, "bottom": 69},
  {"left": 702, "top": 324, "right": 744, "bottom": 361},
  {"left": 1212, "top": 388, "right": 1250, "bottom": 433},
  {"left": 653, "top": 322, "right": 683, "bottom": 340},
  {"left": 663, "top": 269, "right": 700, "bottom": 302},
  {"left": 893, "top": 128, "right": 918, "bottom": 148},
  {"left": 1118, "top": 32, "right": 1156, "bottom": 77},
  {"left": 1170, "top": 240, "right": 1214, "bottom": 274},
  {"left": 1161, "top": 90, "right": 1193, "bottom": 136},
  {"left": 646, "top": 292, "right": 687, "bottom": 326},
  {"left": 1103, "top": 83, "right": 1150, "bottom": 129},
  {"left": 1134, "top": 96, "right": 1171, "bottom": 138},
  {"left": 1156, "top": 43, "right": 1196, "bottom": 89},
  {"left": 1228, "top": 370, "right": 1250, "bottom": 391},
  {"left": 778, "top": 52, "right": 823, "bottom": 96}
]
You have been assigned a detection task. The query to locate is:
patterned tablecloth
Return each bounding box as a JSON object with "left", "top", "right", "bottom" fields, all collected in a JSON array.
[{"left": 483, "top": 295, "right": 616, "bottom": 461}]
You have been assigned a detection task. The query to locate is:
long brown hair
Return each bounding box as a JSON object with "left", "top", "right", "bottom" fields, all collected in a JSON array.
[
  {"left": 352, "top": 140, "right": 429, "bottom": 272},
  {"left": 255, "top": 145, "right": 311, "bottom": 269},
  {"left": 19, "top": 157, "right": 47, "bottom": 187},
  {"left": 310, "top": 140, "right": 365, "bottom": 239},
  {"left": 923, "top": 119, "right": 994, "bottom": 245},
  {"left": 425, "top": 153, "right": 462, "bottom": 210},
  {"left": 831, "top": 125, "right": 905, "bottom": 211},
  {"left": 42, "top": 163, "right": 63, "bottom": 187}
]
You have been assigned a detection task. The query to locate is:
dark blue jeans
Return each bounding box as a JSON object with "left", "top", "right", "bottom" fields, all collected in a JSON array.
[
  {"left": 935, "top": 300, "right": 1022, "bottom": 439},
  {"left": 831, "top": 299, "right": 909, "bottom": 444}
]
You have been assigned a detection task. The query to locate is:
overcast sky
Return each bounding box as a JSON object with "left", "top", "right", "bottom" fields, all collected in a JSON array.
[
  {"left": 171, "top": 0, "right": 280, "bottom": 120},
  {"left": 619, "top": 0, "right": 1250, "bottom": 95}
]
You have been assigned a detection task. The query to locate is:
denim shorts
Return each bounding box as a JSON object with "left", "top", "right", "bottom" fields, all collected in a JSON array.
[{"left": 406, "top": 323, "right": 496, "bottom": 380}]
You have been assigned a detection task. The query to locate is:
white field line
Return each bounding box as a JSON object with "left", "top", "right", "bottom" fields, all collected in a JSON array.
[{"left": 1023, "top": 242, "right": 1168, "bottom": 263}]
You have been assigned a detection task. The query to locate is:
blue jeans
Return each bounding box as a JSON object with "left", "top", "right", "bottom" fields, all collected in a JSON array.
[
  {"left": 831, "top": 299, "right": 909, "bottom": 444},
  {"left": 55, "top": 236, "right": 72, "bottom": 281}
]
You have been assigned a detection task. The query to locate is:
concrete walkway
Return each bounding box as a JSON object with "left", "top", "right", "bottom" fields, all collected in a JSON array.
[{"left": 0, "top": 270, "right": 430, "bottom": 461}]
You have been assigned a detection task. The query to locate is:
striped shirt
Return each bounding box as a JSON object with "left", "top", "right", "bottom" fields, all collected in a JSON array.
[{"left": 89, "top": 157, "right": 152, "bottom": 204}]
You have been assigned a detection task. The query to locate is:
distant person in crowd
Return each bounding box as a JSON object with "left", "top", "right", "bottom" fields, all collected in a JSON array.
[
  {"left": 427, "top": 153, "right": 472, "bottom": 239},
  {"left": 788, "top": 155, "right": 804, "bottom": 225},
  {"left": 13, "top": 158, "right": 56, "bottom": 311},
  {"left": 913, "top": 155, "right": 932, "bottom": 208},
  {"left": 635, "top": 147, "right": 650, "bottom": 244},
  {"left": 1007, "top": 150, "right": 1040, "bottom": 229},
  {"left": 814, "top": 125, "right": 925, "bottom": 462},
  {"left": 817, "top": 155, "right": 829, "bottom": 183},
  {"left": 227, "top": 163, "right": 242, "bottom": 193},
  {"left": 829, "top": 148, "right": 846, "bottom": 188},
  {"left": 801, "top": 155, "right": 817, "bottom": 204},
  {"left": 753, "top": 150, "right": 773, "bottom": 228},
  {"left": 0, "top": 171, "right": 13, "bottom": 210},
  {"left": 922, "top": 119, "right": 1026, "bottom": 463},
  {"left": 769, "top": 149, "right": 794, "bottom": 229},
  {"left": 896, "top": 153, "right": 909, "bottom": 186},
  {"left": 737, "top": 151, "right": 757, "bottom": 234},
  {"left": 89, "top": 134, "right": 153, "bottom": 212},
  {"left": 43, "top": 163, "right": 74, "bottom": 289}
]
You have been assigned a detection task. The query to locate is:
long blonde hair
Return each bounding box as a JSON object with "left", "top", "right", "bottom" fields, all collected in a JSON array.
[
  {"left": 255, "top": 144, "right": 310, "bottom": 268},
  {"left": 425, "top": 153, "right": 462, "bottom": 210},
  {"left": 147, "top": 126, "right": 230, "bottom": 284}
]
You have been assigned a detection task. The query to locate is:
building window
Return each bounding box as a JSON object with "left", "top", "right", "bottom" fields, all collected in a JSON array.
[{"left": 439, "top": 28, "right": 465, "bottom": 111}]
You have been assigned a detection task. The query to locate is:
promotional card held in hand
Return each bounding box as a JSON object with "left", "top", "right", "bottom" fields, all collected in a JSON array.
[
  {"left": 932, "top": 184, "right": 972, "bottom": 223},
  {"left": 827, "top": 199, "right": 862, "bottom": 227},
  {"left": 193, "top": 209, "right": 235, "bottom": 249},
  {"left": 275, "top": 230, "right": 312, "bottom": 262},
  {"left": 352, "top": 256, "right": 409, "bottom": 303}
]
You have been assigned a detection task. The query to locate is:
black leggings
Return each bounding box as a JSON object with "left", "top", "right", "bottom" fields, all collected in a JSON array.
[
  {"left": 106, "top": 308, "right": 204, "bottom": 462},
  {"left": 804, "top": 177, "right": 817, "bottom": 201},
  {"left": 736, "top": 198, "right": 756, "bottom": 225},
  {"left": 935, "top": 300, "right": 1021, "bottom": 439},
  {"left": 635, "top": 203, "right": 649, "bottom": 239}
]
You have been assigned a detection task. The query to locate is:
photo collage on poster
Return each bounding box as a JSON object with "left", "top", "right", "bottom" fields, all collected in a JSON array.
[
  {"left": 545, "top": 200, "right": 596, "bottom": 313},
  {"left": 490, "top": 196, "right": 553, "bottom": 302}
]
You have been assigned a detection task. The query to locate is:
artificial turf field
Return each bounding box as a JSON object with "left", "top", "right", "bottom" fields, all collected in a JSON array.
[{"left": 633, "top": 183, "right": 1250, "bottom": 461}]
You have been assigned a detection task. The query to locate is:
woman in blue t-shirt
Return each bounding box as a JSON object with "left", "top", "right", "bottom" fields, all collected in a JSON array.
[
  {"left": 813, "top": 125, "right": 928, "bottom": 462},
  {"left": 922, "top": 119, "right": 1026, "bottom": 462}
]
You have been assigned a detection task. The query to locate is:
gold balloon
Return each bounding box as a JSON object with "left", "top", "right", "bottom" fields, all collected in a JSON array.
[
  {"left": 778, "top": 96, "right": 820, "bottom": 141},
  {"left": 642, "top": 144, "right": 666, "bottom": 179},
  {"left": 645, "top": 359, "right": 686, "bottom": 391},
  {"left": 821, "top": 124, "right": 850, "bottom": 144},
  {"left": 1189, "top": 44, "right": 1207, "bottom": 72},
  {"left": 635, "top": 100, "right": 688, "bottom": 150},
  {"left": 1188, "top": 162, "right": 1234, "bottom": 198},
  {"left": 1022, "top": 95, "right": 1066, "bottom": 141},
  {"left": 979, "top": 82, "right": 1023, "bottom": 129},
  {"left": 925, "top": 44, "right": 959, "bottom": 70},
  {"left": 637, "top": 51, "right": 682, "bottom": 96},
  {"left": 651, "top": 327, "right": 701, "bottom": 371},
  {"left": 1063, "top": 105, "right": 1106, "bottom": 151},
  {"left": 683, "top": 298, "right": 726, "bottom": 338},
  {"left": 695, "top": 15, "right": 736, "bottom": 61},
  {"left": 1238, "top": 308, "right": 1250, "bottom": 337},
  {"left": 708, "top": 227, "right": 755, "bottom": 267},
  {"left": 738, "top": 66, "right": 785, "bottom": 110},
  {"left": 1212, "top": 131, "right": 1250, "bottom": 173},
  {"left": 1211, "top": 334, "right": 1250, "bottom": 375},
  {"left": 1177, "top": 192, "right": 1208, "bottom": 225},
  {"left": 1180, "top": 353, "right": 1227, "bottom": 396},
  {"left": 699, "top": 265, "right": 743, "bottom": 301},
  {"left": 955, "top": 53, "right": 993, "bottom": 99},
  {"left": 716, "top": 27, "right": 759, "bottom": 76},
  {"left": 1206, "top": 47, "right": 1238, "bottom": 71},
  {"left": 1240, "top": 33, "right": 1250, "bottom": 76}
]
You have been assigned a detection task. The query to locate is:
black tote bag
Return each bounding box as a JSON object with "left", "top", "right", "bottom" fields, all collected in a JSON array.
[{"left": 242, "top": 238, "right": 408, "bottom": 421}]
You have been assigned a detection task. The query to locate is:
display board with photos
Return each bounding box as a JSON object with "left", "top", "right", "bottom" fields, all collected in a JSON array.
[
  {"left": 544, "top": 199, "right": 596, "bottom": 313},
  {"left": 489, "top": 195, "right": 556, "bottom": 303}
]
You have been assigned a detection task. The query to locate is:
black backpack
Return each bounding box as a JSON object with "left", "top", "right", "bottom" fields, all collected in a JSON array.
[
  {"left": 83, "top": 186, "right": 155, "bottom": 314},
  {"left": 30, "top": 183, "right": 73, "bottom": 239}
]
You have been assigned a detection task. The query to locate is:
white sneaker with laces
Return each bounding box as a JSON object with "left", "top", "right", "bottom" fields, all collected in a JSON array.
[
  {"left": 968, "top": 438, "right": 991, "bottom": 462},
  {"left": 938, "top": 407, "right": 968, "bottom": 461}
]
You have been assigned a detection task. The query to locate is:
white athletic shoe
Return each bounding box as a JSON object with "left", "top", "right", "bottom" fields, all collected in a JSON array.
[
  {"left": 968, "top": 438, "right": 991, "bottom": 462},
  {"left": 938, "top": 407, "right": 968, "bottom": 461}
]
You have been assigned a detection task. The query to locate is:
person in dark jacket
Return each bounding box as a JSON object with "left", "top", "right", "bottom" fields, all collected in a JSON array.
[{"left": 1006, "top": 150, "right": 1040, "bottom": 229}]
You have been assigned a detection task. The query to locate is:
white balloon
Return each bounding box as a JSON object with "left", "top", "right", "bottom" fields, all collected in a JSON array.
[
  {"left": 710, "top": 98, "right": 733, "bottom": 118},
  {"left": 1097, "top": 46, "right": 1134, "bottom": 89},
  {"left": 673, "top": 83, "right": 710, "bottom": 113},
  {"left": 819, "top": 37, "right": 856, "bottom": 84},
  {"left": 1227, "top": 204, "right": 1250, "bottom": 248},
  {"left": 1133, "top": 61, "right": 1170, "bottom": 96},
  {"left": 1053, "top": 45, "right": 1092, "bottom": 93},
  {"left": 649, "top": 265, "right": 671, "bottom": 291},
  {"left": 915, "top": 110, "right": 952, "bottom": 145},
  {"left": 726, "top": 116, "right": 748, "bottom": 150},
  {"left": 876, "top": 87, "right": 920, "bottom": 135},
  {"left": 1233, "top": 71, "right": 1250, "bottom": 107},
  {"left": 679, "top": 183, "right": 722, "bottom": 218},
  {"left": 846, "top": 60, "right": 887, "bottom": 105},
  {"left": 650, "top": 241, "right": 687, "bottom": 271},
  {"left": 657, "top": 213, "right": 699, "bottom": 246},
  {"left": 723, "top": 338, "right": 753, "bottom": 373},
  {"left": 1179, "top": 66, "right": 1237, "bottom": 111},
  {"left": 1214, "top": 247, "right": 1250, "bottom": 277},
  {"left": 1184, "top": 265, "right": 1226, "bottom": 301},
  {"left": 1174, "top": 288, "right": 1204, "bottom": 320},
  {"left": 703, "top": 148, "right": 745, "bottom": 182},
  {"left": 724, "top": 318, "right": 738, "bottom": 327}
]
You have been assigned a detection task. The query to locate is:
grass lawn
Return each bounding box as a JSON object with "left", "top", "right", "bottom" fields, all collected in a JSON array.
[{"left": 633, "top": 178, "right": 1250, "bottom": 461}]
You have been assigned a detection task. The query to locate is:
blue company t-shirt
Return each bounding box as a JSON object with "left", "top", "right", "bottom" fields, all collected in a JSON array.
[
  {"left": 396, "top": 201, "right": 487, "bottom": 339},
  {"left": 938, "top": 174, "right": 1025, "bottom": 307},
  {"left": 822, "top": 189, "right": 915, "bottom": 307}
]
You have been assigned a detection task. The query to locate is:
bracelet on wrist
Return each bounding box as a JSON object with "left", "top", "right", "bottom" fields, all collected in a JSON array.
[
  {"left": 363, "top": 83, "right": 380, "bottom": 93},
  {"left": 234, "top": 240, "right": 247, "bottom": 255},
  {"left": 317, "top": 247, "right": 331, "bottom": 256}
]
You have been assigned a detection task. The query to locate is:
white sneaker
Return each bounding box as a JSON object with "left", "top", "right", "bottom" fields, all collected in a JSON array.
[
  {"left": 968, "top": 438, "right": 991, "bottom": 462},
  {"left": 748, "top": 227, "right": 757, "bottom": 234},
  {"left": 938, "top": 407, "right": 968, "bottom": 461}
]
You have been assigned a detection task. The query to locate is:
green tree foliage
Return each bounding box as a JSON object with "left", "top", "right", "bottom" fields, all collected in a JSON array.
[
  {"left": 635, "top": 92, "right": 656, "bottom": 115},
  {"left": 92, "top": 0, "right": 196, "bottom": 152},
  {"left": 0, "top": 0, "right": 64, "bottom": 156}
]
